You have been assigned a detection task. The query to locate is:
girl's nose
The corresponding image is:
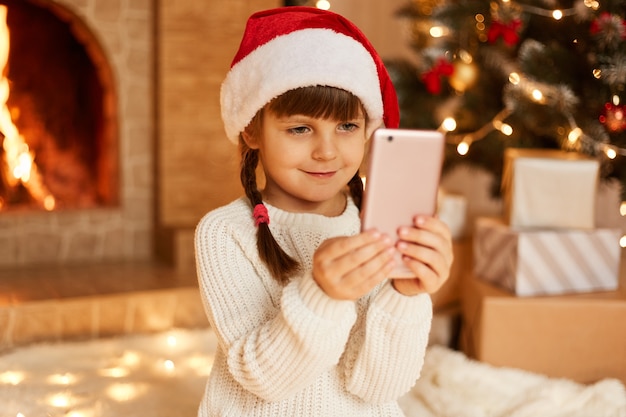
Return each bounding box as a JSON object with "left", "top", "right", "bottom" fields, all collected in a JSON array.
[{"left": 312, "top": 133, "right": 338, "bottom": 161}]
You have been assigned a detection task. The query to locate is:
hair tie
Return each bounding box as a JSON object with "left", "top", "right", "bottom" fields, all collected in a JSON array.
[{"left": 253, "top": 203, "right": 270, "bottom": 226}]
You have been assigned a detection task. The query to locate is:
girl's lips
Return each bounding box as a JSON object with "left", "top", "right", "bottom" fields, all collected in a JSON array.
[{"left": 305, "top": 171, "right": 337, "bottom": 178}]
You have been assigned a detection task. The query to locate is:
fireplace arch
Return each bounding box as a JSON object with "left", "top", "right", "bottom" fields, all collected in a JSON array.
[{"left": 0, "top": 0, "right": 118, "bottom": 210}]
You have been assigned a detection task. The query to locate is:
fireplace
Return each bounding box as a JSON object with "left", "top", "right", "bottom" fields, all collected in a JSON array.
[
  {"left": 0, "top": 0, "right": 117, "bottom": 211},
  {"left": 0, "top": 0, "right": 152, "bottom": 267},
  {"left": 0, "top": 0, "right": 275, "bottom": 270}
]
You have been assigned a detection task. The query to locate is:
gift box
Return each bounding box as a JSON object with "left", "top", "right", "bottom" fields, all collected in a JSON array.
[
  {"left": 460, "top": 269, "right": 626, "bottom": 384},
  {"left": 502, "top": 148, "right": 599, "bottom": 229},
  {"left": 474, "top": 217, "right": 621, "bottom": 296},
  {"left": 431, "top": 238, "right": 471, "bottom": 312}
]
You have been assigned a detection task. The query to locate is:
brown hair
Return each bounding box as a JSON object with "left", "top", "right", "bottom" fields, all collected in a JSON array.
[{"left": 240, "top": 86, "right": 367, "bottom": 284}]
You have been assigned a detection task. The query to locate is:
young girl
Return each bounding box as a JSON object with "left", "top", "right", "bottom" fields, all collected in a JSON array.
[{"left": 195, "top": 6, "right": 453, "bottom": 416}]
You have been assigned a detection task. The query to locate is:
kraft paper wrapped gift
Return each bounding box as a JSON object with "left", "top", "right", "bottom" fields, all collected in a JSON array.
[
  {"left": 459, "top": 269, "right": 626, "bottom": 384},
  {"left": 474, "top": 217, "right": 621, "bottom": 296},
  {"left": 502, "top": 148, "right": 600, "bottom": 229}
]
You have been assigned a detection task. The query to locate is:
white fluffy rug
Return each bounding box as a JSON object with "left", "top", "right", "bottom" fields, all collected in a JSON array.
[
  {"left": 400, "top": 346, "right": 626, "bottom": 417},
  {"left": 0, "top": 328, "right": 624, "bottom": 417}
]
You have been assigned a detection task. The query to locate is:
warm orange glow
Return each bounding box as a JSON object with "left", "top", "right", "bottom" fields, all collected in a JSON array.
[{"left": 0, "top": 5, "right": 55, "bottom": 209}]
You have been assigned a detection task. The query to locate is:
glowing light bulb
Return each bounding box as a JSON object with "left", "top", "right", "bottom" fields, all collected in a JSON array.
[
  {"left": 509, "top": 72, "right": 520, "bottom": 85},
  {"left": 0, "top": 371, "right": 25, "bottom": 385},
  {"left": 315, "top": 0, "right": 330, "bottom": 10},
  {"left": 441, "top": 117, "right": 457, "bottom": 132},
  {"left": 620, "top": 235, "right": 626, "bottom": 248},
  {"left": 163, "top": 359, "right": 175, "bottom": 372},
  {"left": 531, "top": 89, "right": 543, "bottom": 102},
  {"left": 457, "top": 140, "right": 470, "bottom": 155},
  {"left": 47, "top": 393, "right": 71, "bottom": 408},
  {"left": 552, "top": 10, "right": 563, "bottom": 20},
  {"left": 613, "top": 95, "right": 620, "bottom": 106},
  {"left": 429, "top": 26, "right": 446, "bottom": 38},
  {"left": 606, "top": 147, "right": 617, "bottom": 159},
  {"left": 44, "top": 195, "right": 56, "bottom": 211},
  {"left": 475, "top": 14, "right": 485, "bottom": 31},
  {"left": 107, "top": 382, "right": 143, "bottom": 402},
  {"left": 47, "top": 373, "right": 77, "bottom": 385},
  {"left": 620, "top": 202, "right": 626, "bottom": 216},
  {"left": 500, "top": 123, "right": 513, "bottom": 136},
  {"left": 568, "top": 128, "right": 582, "bottom": 144}
]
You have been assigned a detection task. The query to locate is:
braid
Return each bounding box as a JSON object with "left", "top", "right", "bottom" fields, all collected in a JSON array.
[
  {"left": 240, "top": 139, "right": 299, "bottom": 284},
  {"left": 348, "top": 171, "right": 364, "bottom": 210},
  {"left": 240, "top": 147, "right": 262, "bottom": 205}
]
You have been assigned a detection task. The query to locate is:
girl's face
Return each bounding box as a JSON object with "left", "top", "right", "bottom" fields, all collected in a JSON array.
[{"left": 244, "top": 109, "right": 367, "bottom": 216}]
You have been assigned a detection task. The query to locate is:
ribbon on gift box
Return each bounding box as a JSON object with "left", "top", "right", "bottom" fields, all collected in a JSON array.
[{"left": 501, "top": 148, "right": 600, "bottom": 230}]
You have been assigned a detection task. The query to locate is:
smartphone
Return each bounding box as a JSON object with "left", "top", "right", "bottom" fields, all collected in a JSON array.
[{"left": 360, "top": 128, "right": 444, "bottom": 278}]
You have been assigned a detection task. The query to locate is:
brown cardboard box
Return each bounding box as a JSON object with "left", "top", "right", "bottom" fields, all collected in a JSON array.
[
  {"left": 460, "top": 266, "right": 626, "bottom": 384},
  {"left": 431, "top": 238, "right": 471, "bottom": 312}
]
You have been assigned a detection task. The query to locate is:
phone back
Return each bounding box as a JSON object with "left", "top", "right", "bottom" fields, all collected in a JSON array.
[{"left": 361, "top": 128, "right": 444, "bottom": 278}]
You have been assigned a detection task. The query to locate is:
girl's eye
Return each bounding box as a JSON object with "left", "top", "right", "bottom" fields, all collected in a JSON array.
[
  {"left": 287, "top": 126, "right": 310, "bottom": 135},
  {"left": 339, "top": 122, "right": 360, "bottom": 132}
]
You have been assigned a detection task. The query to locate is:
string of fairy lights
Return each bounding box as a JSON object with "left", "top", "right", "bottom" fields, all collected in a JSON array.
[
  {"left": 431, "top": 0, "right": 626, "bottom": 162},
  {"left": 303, "top": 0, "right": 623, "bottom": 162}
]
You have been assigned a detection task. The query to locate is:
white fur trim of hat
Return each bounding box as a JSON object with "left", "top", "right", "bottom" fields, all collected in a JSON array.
[{"left": 220, "top": 7, "right": 400, "bottom": 144}]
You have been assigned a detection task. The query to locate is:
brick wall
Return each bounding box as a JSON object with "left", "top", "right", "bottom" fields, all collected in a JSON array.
[{"left": 156, "top": 0, "right": 280, "bottom": 268}]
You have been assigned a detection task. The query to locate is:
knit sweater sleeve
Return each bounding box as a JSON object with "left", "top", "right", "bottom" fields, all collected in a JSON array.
[
  {"left": 345, "top": 281, "right": 433, "bottom": 404},
  {"left": 195, "top": 205, "right": 358, "bottom": 402}
]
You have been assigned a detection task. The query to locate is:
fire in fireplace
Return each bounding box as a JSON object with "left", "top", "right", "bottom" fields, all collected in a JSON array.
[{"left": 0, "top": 0, "right": 118, "bottom": 212}]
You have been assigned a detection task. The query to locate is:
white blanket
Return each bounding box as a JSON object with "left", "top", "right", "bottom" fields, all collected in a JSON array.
[{"left": 401, "top": 346, "right": 626, "bottom": 417}]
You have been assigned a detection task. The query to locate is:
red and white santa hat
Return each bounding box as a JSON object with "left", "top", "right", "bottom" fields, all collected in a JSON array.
[{"left": 220, "top": 6, "right": 400, "bottom": 144}]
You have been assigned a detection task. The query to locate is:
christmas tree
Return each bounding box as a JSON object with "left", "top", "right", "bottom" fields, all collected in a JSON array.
[{"left": 387, "top": 0, "right": 626, "bottom": 197}]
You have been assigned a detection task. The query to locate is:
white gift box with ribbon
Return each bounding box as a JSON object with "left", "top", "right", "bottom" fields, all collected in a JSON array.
[{"left": 502, "top": 149, "right": 600, "bottom": 230}]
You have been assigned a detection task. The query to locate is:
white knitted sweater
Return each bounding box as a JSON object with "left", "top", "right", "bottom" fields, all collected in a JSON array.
[{"left": 194, "top": 197, "right": 433, "bottom": 416}]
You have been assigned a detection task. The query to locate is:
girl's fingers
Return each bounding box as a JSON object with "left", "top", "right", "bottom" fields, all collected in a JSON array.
[
  {"left": 330, "top": 229, "right": 387, "bottom": 255},
  {"left": 335, "top": 235, "right": 394, "bottom": 274},
  {"left": 400, "top": 249, "right": 447, "bottom": 292},
  {"left": 393, "top": 216, "right": 454, "bottom": 295},
  {"left": 313, "top": 232, "right": 396, "bottom": 300},
  {"left": 315, "top": 231, "right": 392, "bottom": 274},
  {"left": 326, "top": 247, "right": 395, "bottom": 299},
  {"left": 397, "top": 217, "right": 454, "bottom": 267}
]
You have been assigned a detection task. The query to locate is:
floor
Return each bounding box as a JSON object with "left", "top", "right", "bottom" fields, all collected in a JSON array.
[{"left": 1, "top": 327, "right": 624, "bottom": 417}]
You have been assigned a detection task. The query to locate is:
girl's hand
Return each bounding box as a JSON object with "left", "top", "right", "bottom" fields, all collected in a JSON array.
[
  {"left": 313, "top": 231, "right": 396, "bottom": 300},
  {"left": 392, "top": 216, "right": 454, "bottom": 297}
]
